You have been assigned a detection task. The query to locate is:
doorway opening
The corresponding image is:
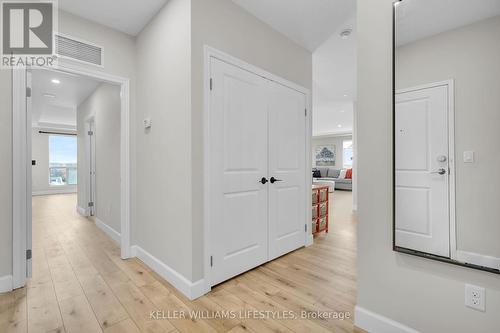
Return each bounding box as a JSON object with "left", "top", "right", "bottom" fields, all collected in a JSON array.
[
  {"left": 12, "top": 65, "right": 130, "bottom": 289},
  {"left": 310, "top": 16, "right": 357, "bottom": 246}
]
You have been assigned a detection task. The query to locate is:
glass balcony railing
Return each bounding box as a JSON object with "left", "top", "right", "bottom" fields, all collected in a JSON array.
[{"left": 49, "top": 166, "right": 77, "bottom": 186}]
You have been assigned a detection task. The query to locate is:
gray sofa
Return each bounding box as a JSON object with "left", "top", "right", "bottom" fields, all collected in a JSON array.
[{"left": 313, "top": 167, "right": 352, "bottom": 191}]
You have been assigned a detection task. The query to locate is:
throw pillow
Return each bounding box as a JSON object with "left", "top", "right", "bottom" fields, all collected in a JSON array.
[
  {"left": 345, "top": 168, "right": 353, "bottom": 179},
  {"left": 313, "top": 169, "right": 321, "bottom": 178},
  {"left": 339, "top": 169, "right": 347, "bottom": 179}
]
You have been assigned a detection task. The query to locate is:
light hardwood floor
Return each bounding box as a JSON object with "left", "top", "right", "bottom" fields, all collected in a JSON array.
[{"left": 0, "top": 191, "right": 362, "bottom": 333}]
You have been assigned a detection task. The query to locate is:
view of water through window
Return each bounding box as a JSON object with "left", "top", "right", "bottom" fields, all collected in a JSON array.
[{"left": 49, "top": 135, "right": 77, "bottom": 186}]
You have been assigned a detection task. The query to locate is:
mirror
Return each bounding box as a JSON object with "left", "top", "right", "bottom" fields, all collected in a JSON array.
[{"left": 393, "top": 0, "right": 500, "bottom": 273}]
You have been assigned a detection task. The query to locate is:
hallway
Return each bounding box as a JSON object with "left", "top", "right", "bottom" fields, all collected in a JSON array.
[{"left": 0, "top": 192, "right": 359, "bottom": 333}]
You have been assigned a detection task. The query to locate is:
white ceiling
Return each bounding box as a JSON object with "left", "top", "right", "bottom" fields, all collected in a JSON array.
[
  {"left": 230, "top": 0, "right": 357, "bottom": 137},
  {"left": 57, "top": 0, "right": 357, "bottom": 136},
  {"left": 231, "top": 0, "right": 356, "bottom": 51},
  {"left": 396, "top": 0, "right": 500, "bottom": 46},
  {"left": 312, "top": 15, "right": 356, "bottom": 136},
  {"left": 32, "top": 69, "right": 100, "bottom": 130},
  {"left": 59, "top": 0, "right": 168, "bottom": 36}
]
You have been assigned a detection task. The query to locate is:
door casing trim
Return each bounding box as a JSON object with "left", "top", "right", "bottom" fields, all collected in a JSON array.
[{"left": 202, "top": 46, "right": 313, "bottom": 296}]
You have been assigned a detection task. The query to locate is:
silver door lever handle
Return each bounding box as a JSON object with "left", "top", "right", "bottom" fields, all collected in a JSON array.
[{"left": 430, "top": 168, "right": 446, "bottom": 175}]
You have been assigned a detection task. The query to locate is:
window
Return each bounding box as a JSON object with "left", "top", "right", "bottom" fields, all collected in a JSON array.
[
  {"left": 343, "top": 140, "right": 353, "bottom": 169},
  {"left": 49, "top": 135, "right": 77, "bottom": 186}
]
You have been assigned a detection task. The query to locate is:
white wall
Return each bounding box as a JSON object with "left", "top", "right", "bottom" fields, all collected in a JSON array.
[
  {"left": 77, "top": 83, "right": 121, "bottom": 233},
  {"left": 0, "top": 68, "right": 11, "bottom": 278},
  {"left": 135, "top": 0, "right": 193, "bottom": 280},
  {"left": 31, "top": 129, "right": 77, "bottom": 195},
  {"left": 396, "top": 15, "right": 500, "bottom": 259},
  {"left": 312, "top": 135, "right": 352, "bottom": 169},
  {"left": 356, "top": 1, "right": 500, "bottom": 332},
  {"left": 190, "top": 0, "right": 313, "bottom": 281},
  {"left": 0, "top": 10, "right": 136, "bottom": 278}
]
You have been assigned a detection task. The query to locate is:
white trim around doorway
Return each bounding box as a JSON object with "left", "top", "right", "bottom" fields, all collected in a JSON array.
[{"left": 12, "top": 62, "right": 131, "bottom": 290}]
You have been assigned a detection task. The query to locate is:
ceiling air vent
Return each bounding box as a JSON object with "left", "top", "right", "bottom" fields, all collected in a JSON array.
[{"left": 55, "top": 34, "right": 103, "bottom": 66}]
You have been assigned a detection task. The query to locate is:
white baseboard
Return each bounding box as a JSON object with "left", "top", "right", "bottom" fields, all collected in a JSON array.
[
  {"left": 0, "top": 275, "right": 13, "bottom": 293},
  {"left": 355, "top": 306, "right": 420, "bottom": 333},
  {"left": 131, "top": 245, "right": 206, "bottom": 300},
  {"left": 32, "top": 188, "right": 77, "bottom": 196},
  {"left": 77, "top": 206, "right": 88, "bottom": 217},
  {"left": 95, "top": 218, "right": 121, "bottom": 245},
  {"left": 456, "top": 250, "right": 500, "bottom": 270}
]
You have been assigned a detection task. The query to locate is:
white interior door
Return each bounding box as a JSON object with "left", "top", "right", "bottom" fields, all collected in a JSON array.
[
  {"left": 268, "top": 81, "right": 306, "bottom": 260},
  {"left": 86, "top": 119, "right": 96, "bottom": 216},
  {"left": 26, "top": 70, "right": 32, "bottom": 278},
  {"left": 210, "top": 58, "right": 269, "bottom": 285},
  {"left": 395, "top": 84, "right": 450, "bottom": 257}
]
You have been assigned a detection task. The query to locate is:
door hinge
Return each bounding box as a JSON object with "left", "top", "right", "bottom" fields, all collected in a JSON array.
[
  {"left": 26, "top": 249, "right": 32, "bottom": 260},
  {"left": 26, "top": 87, "right": 32, "bottom": 98},
  {"left": 305, "top": 109, "right": 307, "bottom": 117},
  {"left": 88, "top": 130, "right": 94, "bottom": 136},
  {"left": 88, "top": 201, "right": 94, "bottom": 207},
  {"left": 210, "top": 78, "right": 213, "bottom": 91},
  {"left": 305, "top": 224, "right": 307, "bottom": 232},
  {"left": 210, "top": 255, "right": 213, "bottom": 267}
]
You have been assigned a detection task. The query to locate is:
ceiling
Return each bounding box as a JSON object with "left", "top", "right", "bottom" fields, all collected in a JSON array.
[
  {"left": 59, "top": 0, "right": 168, "bottom": 36},
  {"left": 396, "top": 0, "right": 500, "bottom": 46},
  {"left": 32, "top": 69, "right": 101, "bottom": 130},
  {"left": 312, "top": 15, "right": 356, "bottom": 136},
  {"left": 59, "top": 0, "right": 355, "bottom": 47},
  {"left": 57, "top": 0, "right": 357, "bottom": 136},
  {"left": 231, "top": 0, "right": 356, "bottom": 51},
  {"left": 230, "top": 0, "right": 357, "bottom": 137}
]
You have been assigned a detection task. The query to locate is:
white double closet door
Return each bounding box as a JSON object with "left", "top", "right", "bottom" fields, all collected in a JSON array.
[{"left": 209, "top": 57, "right": 307, "bottom": 286}]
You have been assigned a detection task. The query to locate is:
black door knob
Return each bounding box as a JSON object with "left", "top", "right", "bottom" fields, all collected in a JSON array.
[
  {"left": 270, "top": 177, "right": 283, "bottom": 184},
  {"left": 259, "top": 177, "right": 269, "bottom": 184}
]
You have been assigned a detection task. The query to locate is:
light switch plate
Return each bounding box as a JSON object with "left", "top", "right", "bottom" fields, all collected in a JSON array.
[
  {"left": 143, "top": 118, "right": 152, "bottom": 129},
  {"left": 463, "top": 151, "right": 474, "bottom": 163}
]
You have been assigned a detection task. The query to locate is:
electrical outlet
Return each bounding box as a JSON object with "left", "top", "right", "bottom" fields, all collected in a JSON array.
[{"left": 465, "top": 284, "right": 485, "bottom": 312}]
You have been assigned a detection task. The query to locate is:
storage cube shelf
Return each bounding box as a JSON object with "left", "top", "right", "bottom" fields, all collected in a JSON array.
[{"left": 311, "top": 185, "right": 329, "bottom": 234}]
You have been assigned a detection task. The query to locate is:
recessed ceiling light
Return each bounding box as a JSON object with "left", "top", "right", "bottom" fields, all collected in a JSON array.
[
  {"left": 43, "top": 93, "right": 56, "bottom": 98},
  {"left": 51, "top": 79, "right": 60, "bottom": 84},
  {"left": 340, "top": 110, "right": 345, "bottom": 113},
  {"left": 340, "top": 29, "right": 352, "bottom": 40},
  {"left": 337, "top": 124, "right": 343, "bottom": 128},
  {"left": 343, "top": 94, "right": 348, "bottom": 97}
]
